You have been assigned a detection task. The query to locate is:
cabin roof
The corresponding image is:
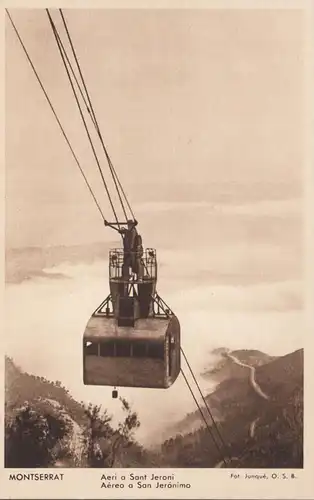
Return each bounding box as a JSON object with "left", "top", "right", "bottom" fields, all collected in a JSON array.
[{"left": 83, "top": 315, "right": 170, "bottom": 340}]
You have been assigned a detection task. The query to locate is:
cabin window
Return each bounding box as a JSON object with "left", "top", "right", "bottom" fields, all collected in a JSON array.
[
  {"left": 131, "top": 341, "right": 147, "bottom": 358},
  {"left": 85, "top": 339, "right": 165, "bottom": 359},
  {"left": 85, "top": 341, "right": 98, "bottom": 355},
  {"left": 99, "top": 341, "right": 115, "bottom": 357},
  {"left": 147, "top": 342, "right": 164, "bottom": 359},
  {"left": 115, "top": 340, "right": 131, "bottom": 357},
  {"left": 168, "top": 335, "right": 176, "bottom": 375}
]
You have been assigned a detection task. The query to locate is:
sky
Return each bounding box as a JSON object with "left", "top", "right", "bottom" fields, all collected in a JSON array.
[{"left": 5, "top": 8, "right": 304, "bottom": 248}]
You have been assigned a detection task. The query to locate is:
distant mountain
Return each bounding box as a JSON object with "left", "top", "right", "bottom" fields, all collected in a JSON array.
[
  {"left": 255, "top": 348, "right": 303, "bottom": 397},
  {"left": 202, "top": 348, "right": 277, "bottom": 384},
  {"left": 158, "top": 349, "right": 303, "bottom": 468}
]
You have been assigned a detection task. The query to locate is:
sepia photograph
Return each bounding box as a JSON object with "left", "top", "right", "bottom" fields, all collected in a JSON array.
[{"left": 3, "top": 4, "right": 310, "bottom": 495}]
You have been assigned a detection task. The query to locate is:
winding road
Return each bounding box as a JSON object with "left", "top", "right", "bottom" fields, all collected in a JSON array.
[
  {"left": 226, "top": 352, "right": 270, "bottom": 439},
  {"left": 249, "top": 417, "right": 260, "bottom": 438},
  {"left": 214, "top": 352, "right": 270, "bottom": 467},
  {"left": 226, "top": 353, "right": 269, "bottom": 401}
]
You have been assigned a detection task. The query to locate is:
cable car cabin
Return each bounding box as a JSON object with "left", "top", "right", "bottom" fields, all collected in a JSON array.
[{"left": 83, "top": 248, "right": 180, "bottom": 388}]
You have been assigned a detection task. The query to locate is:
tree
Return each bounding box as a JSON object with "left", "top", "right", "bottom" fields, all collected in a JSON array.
[
  {"left": 81, "top": 398, "right": 140, "bottom": 468},
  {"left": 5, "top": 402, "right": 71, "bottom": 467},
  {"left": 81, "top": 403, "right": 113, "bottom": 468},
  {"left": 108, "top": 397, "right": 140, "bottom": 467}
]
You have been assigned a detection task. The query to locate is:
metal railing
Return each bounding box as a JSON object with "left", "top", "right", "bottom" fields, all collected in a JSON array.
[{"left": 109, "top": 247, "right": 157, "bottom": 281}]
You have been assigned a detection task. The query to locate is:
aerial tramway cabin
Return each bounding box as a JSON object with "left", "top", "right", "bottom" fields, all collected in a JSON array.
[{"left": 83, "top": 245, "right": 181, "bottom": 389}]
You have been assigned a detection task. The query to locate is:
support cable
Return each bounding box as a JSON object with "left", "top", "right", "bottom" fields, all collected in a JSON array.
[
  {"left": 59, "top": 8, "right": 135, "bottom": 221},
  {"left": 46, "top": 9, "right": 120, "bottom": 226},
  {"left": 6, "top": 9, "right": 105, "bottom": 222},
  {"left": 181, "top": 347, "right": 230, "bottom": 459},
  {"left": 47, "top": 24, "right": 98, "bottom": 132},
  {"left": 180, "top": 368, "right": 228, "bottom": 467}
]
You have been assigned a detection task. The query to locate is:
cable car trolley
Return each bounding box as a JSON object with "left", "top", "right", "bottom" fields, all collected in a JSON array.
[{"left": 83, "top": 223, "right": 181, "bottom": 389}]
